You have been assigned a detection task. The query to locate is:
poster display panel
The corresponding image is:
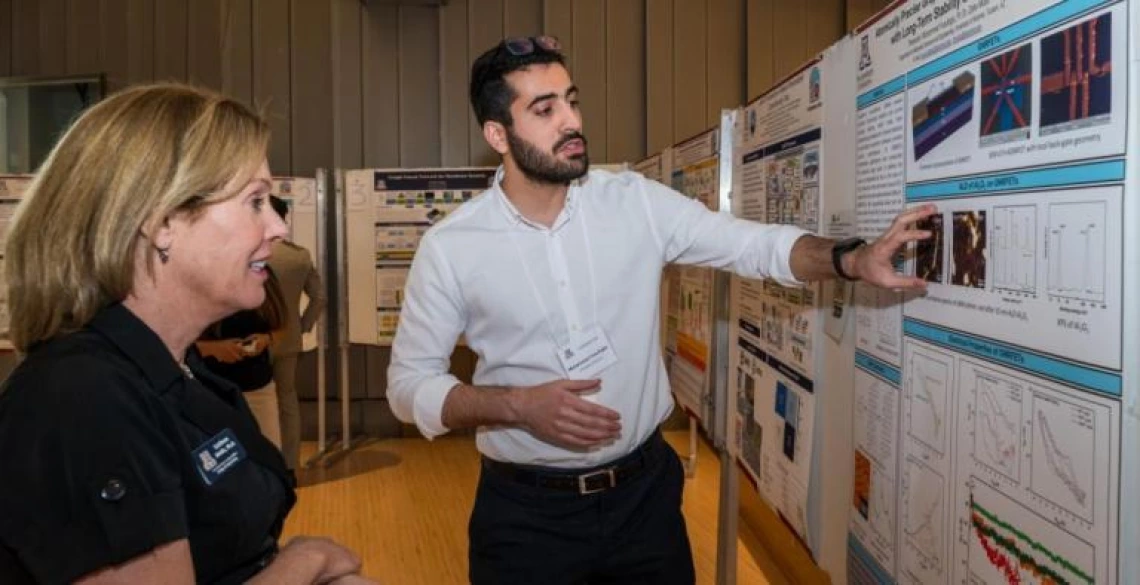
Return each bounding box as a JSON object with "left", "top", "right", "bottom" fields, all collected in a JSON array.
[
  {"left": 846, "top": 1, "right": 1127, "bottom": 583},
  {"left": 344, "top": 168, "right": 495, "bottom": 345}
]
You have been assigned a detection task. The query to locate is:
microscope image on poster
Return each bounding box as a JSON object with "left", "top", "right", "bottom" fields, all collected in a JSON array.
[
  {"left": 951, "top": 211, "right": 987, "bottom": 289},
  {"left": 915, "top": 214, "right": 945, "bottom": 284},
  {"left": 1040, "top": 13, "right": 1112, "bottom": 135},
  {"left": 912, "top": 70, "right": 976, "bottom": 160},
  {"left": 980, "top": 44, "right": 1033, "bottom": 147}
]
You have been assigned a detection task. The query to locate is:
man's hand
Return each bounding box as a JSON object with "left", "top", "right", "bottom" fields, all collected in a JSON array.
[
  {"left": 511, "top": 379, "right": 622, "bottom": 449},
  {"left": 845, "top": 203, "right": 937, "bottom": 290}
]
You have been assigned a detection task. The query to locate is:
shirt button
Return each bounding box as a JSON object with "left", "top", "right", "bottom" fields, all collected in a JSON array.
[{"left": 101, "top": 478, "right": 127, "bottom": 502}]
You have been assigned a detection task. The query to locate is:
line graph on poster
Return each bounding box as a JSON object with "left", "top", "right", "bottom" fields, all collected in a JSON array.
[
  {"left": 966, "top": 478, "right": 1096, "bottom": 585},
  {"left": 906, "top": 345, "right": 952, "bottom": 456},
  {"left": 969, "top": 365, "right": 1024, "bottom": 483},
  {"left": 1030, "top": 393, "right": 1095, "bottom": 523},
  {"left": 902, "top": 458, "right": 945, "bottom": 582}
]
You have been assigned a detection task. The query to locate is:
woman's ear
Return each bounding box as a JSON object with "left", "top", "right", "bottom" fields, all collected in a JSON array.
[{"left": 141, "top": 213, "right": 174, "bottom": 252}]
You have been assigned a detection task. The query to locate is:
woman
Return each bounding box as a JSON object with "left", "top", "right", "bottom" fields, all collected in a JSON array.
[
  {"left": 0, "top": 83, "right": 374, "bottom": 585},
  {"left": 197, "top": 268, "right": 288, "bottom": 448}
]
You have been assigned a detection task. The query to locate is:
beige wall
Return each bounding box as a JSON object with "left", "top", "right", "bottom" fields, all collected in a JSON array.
[
  {"left": 0, "top": 0, "right": 890, "bottom": 435},
  {"left": 0, "top": 0, "right": 871, "bottom": 175}
]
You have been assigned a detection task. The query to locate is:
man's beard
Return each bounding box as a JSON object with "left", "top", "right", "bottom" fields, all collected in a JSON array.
[{"left": 506, "top": 129, "right": 590, "bottom": 185}]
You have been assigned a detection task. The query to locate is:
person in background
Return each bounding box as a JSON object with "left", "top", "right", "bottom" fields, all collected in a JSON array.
[
  {"left": 388, "top": 36, "right": 934, "bottom": 584},
  {"left": 266, "top": 195, "right": 326, "bottom": 470},
  {"left": 196, "top": 269, "right": 287, "bottom": 449},
  {"left": 0, "top": 82, "right": 375, "bottom": 585}
]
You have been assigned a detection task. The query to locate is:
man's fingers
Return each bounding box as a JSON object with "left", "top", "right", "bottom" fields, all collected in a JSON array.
[
  {"left": 571, "top": 398, "right": 622, "bottom": 421},
  {"left": 561, "top": 379, "right": 603, "bottom": 392},
  {"left": 564, "top": 400, "right": 622, "bottom": 429},
  {"left": 554, "top": 417, "right": 620, "bottom": 443},
  {"left": 893, "top": 203, "right": 938, "bottom": 228},
  {"left": 884, "top": 229, "right": 932, "bottom": 249}
]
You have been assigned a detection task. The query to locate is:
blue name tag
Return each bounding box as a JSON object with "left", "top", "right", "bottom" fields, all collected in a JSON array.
[{"left": 192, "top": 428, "right": 248, "bottom": 486}]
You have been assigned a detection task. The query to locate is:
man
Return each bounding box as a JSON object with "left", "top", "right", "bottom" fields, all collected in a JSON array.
[
  {"left": 268, "top": 195, "right": 326, "bottom": 470},
  {"left": 388, "top": 36, "right": 933, "bottom": 584}
]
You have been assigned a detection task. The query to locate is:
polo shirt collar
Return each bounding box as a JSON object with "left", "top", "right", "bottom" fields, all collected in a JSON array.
[{"left": 87, "top": 303, "right": 188, "bottom": 392}]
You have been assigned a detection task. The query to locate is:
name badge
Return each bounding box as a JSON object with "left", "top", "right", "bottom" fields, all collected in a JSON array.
[
  {"left": 557, "top": 325, "right": 618, "bottom": 379},
  {"left": 192, "top": 428, "right": 248, "bottom": 486}
]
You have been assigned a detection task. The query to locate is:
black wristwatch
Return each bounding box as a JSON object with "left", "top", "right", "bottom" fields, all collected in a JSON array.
[{"left": 831, "top": 237, "right": 866, "bottom": 281}]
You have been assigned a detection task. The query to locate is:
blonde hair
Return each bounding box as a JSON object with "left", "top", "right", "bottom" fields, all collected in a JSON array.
[{"left": 5, "top": 82, "right": 270, "bottom": 352}]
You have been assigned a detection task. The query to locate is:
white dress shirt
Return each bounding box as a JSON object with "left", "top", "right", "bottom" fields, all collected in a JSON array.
[{"left": 388, "top": 167, "right": 808, "bottom": 468}]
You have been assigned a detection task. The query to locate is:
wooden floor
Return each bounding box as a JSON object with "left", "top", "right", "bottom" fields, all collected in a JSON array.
[{"left": 283, "top": 431, "right": 789, "bottom": 584}]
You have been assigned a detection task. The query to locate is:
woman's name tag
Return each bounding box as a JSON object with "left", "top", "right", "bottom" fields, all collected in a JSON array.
[{"left": 192, "top": 428, "right": 248, "bottom": 486}]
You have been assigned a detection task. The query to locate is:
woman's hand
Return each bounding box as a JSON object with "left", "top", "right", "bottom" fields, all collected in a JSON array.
[
  {"left": 243, "top": 332, "right": 273, "bottom": 355},
  {"left": 247, "top": 536, "right": 363, "bottom": 585},
  {"left": 195, "top": 339, "right": 246, "bottom": 363}
]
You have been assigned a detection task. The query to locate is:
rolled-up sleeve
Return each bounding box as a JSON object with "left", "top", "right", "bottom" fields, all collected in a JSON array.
[
  {"left": 387, "top": 233, "right": 465, "bottom": 439},
  {"left": 640, "top": 179, "right": 809, "bottom": 286}
]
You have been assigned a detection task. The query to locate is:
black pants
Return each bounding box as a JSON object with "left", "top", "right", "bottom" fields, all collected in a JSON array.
[{"left": 468, "top": 432, "right": 696, "bottom": 585}]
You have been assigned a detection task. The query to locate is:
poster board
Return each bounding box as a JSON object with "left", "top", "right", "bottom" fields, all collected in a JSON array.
[
  {"left": 844, "top": 1, "right": 1131, "bottom": 584},
  {"left": 343, "top": 168, "right": 495, "bottom": 345},
  {"left": 271, "top": 176, "right": 320, "bottom": 351},
  {"left": 667, "top": 129, "right": 721, "bottom": 428},
  {"left": 0, "top": 174, "right": 32, "bottom": 350},
  {"left": 727, "top": 57, "right": 827, "bottom": 544},
  {"left": 633, "top": 150, "right": 678, "bottom": 364}
]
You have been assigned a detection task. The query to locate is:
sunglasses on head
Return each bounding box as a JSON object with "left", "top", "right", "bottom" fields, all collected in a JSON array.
[{"left": 503, "top": 35, "right": 561, "bottom": 56}]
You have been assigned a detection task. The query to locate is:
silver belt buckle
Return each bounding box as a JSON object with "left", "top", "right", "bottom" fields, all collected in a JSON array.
[{"left": 578, "top": 466, "right": 616, "bottom": 494}]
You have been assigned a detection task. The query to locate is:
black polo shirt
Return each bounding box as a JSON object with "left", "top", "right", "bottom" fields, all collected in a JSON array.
[{"left": 0, "top": 304, "right": 296, "bottom": 584}]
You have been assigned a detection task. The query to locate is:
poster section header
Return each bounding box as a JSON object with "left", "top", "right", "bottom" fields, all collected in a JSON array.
[
  {"left": 905, "top": 158, "right": 1125, "bottom": 199},
  {"left": 855, "top": 351, "right": 903, "bottom": 386},
  {"left": 372, "top": 169, "right": 497, "bottom": 191},
  {"left": 738, "top": 334, "right": 814, "bottom": 393},
  {"left": 902, "top": 318, "right": 1120, "bottom": 395},
  {"left": 742, "top": 128, "right": 824, "bottom": 165}
]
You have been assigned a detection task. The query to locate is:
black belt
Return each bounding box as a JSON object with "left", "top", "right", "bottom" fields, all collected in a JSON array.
[{"left": 482, "top": 430, "right": 666, "bottom": 495}]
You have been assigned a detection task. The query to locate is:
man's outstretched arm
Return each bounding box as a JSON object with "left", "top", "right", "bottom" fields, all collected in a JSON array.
[{"left": 788, "top": 203, "right": 936, "bottom": 288}]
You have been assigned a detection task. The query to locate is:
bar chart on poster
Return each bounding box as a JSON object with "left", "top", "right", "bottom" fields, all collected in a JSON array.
[{"left": 845, "top": 1, "right": 1130, "bottom": 584}]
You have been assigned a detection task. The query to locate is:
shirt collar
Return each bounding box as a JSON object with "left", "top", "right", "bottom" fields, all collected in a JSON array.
[
  {"left": 491, "top": 165, "right": 583, "bottom": 231},
  {"left": 87, "top": 303, "right": 193, "bottom": 393}
]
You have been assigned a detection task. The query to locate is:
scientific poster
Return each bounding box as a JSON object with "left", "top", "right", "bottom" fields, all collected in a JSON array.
[
  {"left": 729, "top": 60, "right": 825, "bottom": 540},
  {"left": 0, "top": 175, "right": 31, "bottom": 348},
  {"left": 270, "top": 177, "right": 320, "bottom": 350},
  {"left": 846, "top": 1, "right": 1126, "bottom": 583},
  {"left": 344, "top": 168, "right": 495, "bottom": 345},
  {"left": 271, "top": 177, "right": 318, "bottom": 265},
  {"left": 634, "top": 151, "right": 680, "bottom": 366},
  {"left": 668, "top": 130, "right": 719, "bottom": 424}
]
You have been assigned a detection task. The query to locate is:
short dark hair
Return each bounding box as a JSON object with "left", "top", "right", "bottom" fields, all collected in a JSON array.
[
  {"left": 269, "top": 194, "right": 289, "bottom": 220},
  {"left": 469, "top": 38, "right": 566, "bottom": 127}
]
